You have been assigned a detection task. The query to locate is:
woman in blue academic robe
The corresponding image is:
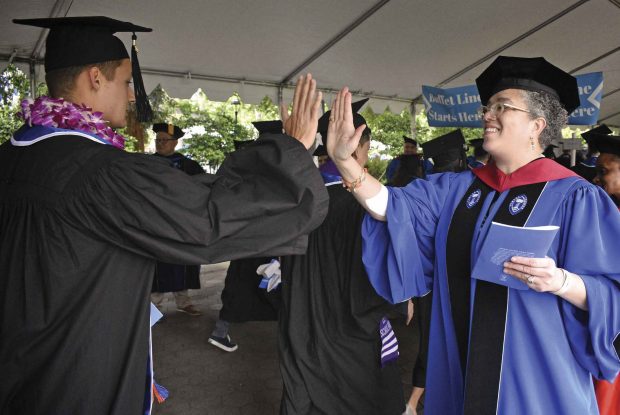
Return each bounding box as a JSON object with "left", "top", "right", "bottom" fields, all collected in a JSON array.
[{"left": 326, "top": 56, "right": 620, "bottom": 414}]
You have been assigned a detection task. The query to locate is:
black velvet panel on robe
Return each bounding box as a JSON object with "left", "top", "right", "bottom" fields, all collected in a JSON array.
[
  {"left": 0, "top": 133, "right": 327, "bottom": 415},
  {"left": 279, "top": 185, "right": 404, "bottom": 415}
]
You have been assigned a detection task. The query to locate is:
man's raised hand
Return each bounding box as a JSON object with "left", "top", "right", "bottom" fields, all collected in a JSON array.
[{"left": 281, "top": 74, "right": 322, "bottom": 150}]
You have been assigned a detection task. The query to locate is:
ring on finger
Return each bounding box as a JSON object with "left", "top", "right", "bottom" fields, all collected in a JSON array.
[{"left": 527, "top": 275, "right": 535, "bottom": 284}]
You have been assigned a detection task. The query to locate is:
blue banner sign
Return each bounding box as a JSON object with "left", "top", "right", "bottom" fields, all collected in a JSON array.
[
  {"left": 422, "top": 84, "right": 482, "bottom": 128},
  {"left": 422, "top": 72, "right": 603, "bottom": 127},
  {"left": 569, "top": 72, "right": 603, "bottom": 125}
]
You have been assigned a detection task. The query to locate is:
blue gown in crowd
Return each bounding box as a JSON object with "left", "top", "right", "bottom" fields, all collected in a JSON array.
[{"left": 363, "top": 158, "right": 620, "bottom": 414}]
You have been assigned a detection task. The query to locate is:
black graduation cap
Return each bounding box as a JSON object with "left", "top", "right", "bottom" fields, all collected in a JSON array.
[
  {"left": 313, "top": 145, "right": 328, "bottom": 157},
  {"left": 252, "top": 120, "right": 283, "bottom": 135},
  {"left": 13, "top": 16, "right": 154, "bottom": 122},
  {"left": 468, "top": 138, "right": 484, "bottom": 148},
  {"left": 588, "top": 133, "right": 620, "bottom": 156},
  {"left": 317, "top": 98, "right": 369, "bottom": 135},
  {"left": 581, "top": 124, "right": 612, "bottom": 142},
  {"left": 421, "top": 129, "right": 465, "bottom": 159},
  {"left": 233, "top": 140, "right": 254, "bottom": 151},
  {"left": 152, "top": 123, "right": 183, "bottom": 139},
  {"left": 475, "top": 56, "right": 580, "bottom": 113},
  {"left": 403, "top": 136, "right": 417, "bottom": 146}
]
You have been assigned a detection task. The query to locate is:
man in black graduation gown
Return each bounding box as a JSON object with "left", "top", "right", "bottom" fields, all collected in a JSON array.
[
  {"left": 279, "top": 105, "right": 404, "bottom": 415},
  {"left": 0, "top": 17, "right": 327, "bottom": 415},
  {"left": 150, "top": 122, "right": 204, "bottom": 316}
]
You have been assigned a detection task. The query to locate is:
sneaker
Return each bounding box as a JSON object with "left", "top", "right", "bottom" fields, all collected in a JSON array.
[
  {"left": 176, "top": 305, "right": 202, "bottom": 316},
  {"left": 208, "top": 335, "right": 238, "bottom": 352}
]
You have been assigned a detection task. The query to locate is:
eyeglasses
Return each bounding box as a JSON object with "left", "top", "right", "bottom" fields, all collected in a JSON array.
[{"left": 477, "top": 102, "right": 531, "bottom": 118}]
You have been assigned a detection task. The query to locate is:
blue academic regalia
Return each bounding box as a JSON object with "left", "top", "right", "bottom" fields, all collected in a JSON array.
[{"left": 363, "top": 158, "right": 620, "bottom": 415}]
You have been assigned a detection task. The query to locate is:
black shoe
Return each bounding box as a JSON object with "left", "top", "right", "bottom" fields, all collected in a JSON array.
[{"left": 208, "top": 335, "right": 238, "bottom": 352}]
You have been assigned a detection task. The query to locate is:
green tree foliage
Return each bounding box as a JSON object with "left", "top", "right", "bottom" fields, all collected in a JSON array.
[
  {"left": 0, "top": 65, "right": 30, "bottom": 144},
  {"left": 254, "top": 96, "right": 280, "bottom": 121},
  {"left": 361, "top": 107, "right": 412, "bottom": 157},
  {"left": 148, "top": 87, "right": 254, "bottom": 167}
]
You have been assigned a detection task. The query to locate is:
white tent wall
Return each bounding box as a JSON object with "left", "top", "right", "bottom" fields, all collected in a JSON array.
[{"left": 1, "top": 0, "right": 619, "bottom": 125}]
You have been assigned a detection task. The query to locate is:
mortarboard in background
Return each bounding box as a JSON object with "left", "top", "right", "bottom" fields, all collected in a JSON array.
[
  {"left": 317, "top": 98, "right": 369, "bottom": 135},
  {"left": 421, "top": 129, "right": 465, "bottom": 159},
  {"left": 475, "top": 56, "right": 580, "bottom": 113},
  {"left": 13, "top": 16, "right": 153, "bottom": 122},
  {"left": 468, "top": 138, "right": 484, "bottom": 148},
  {"left": 581, "top": 124, "right": 612, "bottom": 149},
  {"left": 313, "top": 145, "right": 328, "bottom": 157},
  {"left": 252, "top": 120, "right": 283, "bottom": 135},
  {"left": 588, "top": 133, "right": 620, "bottom": 156},
  {"left": 403, "top": 136, "right": 417, "bottom": 146},
  {"left": 152, "top": 123, "right": 184, "bottom": 139},
  {"left": 317, "top": 98, "right": 370, "bottom": 150}
]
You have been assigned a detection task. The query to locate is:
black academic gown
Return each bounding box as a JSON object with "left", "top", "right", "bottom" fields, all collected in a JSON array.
[
  {"left": 571, "top": 162, "right": 597, "bottom": 183},
  {"left": 219, "top": 256, "right": 281, "bottom": 322},
  {"left": 279, "top": 184, "right": 404, "bottom": 415},
  {"left": 151, "top": 152, "right": 205, "bottom": 293},
  {"left": 0, "top": 133, "right": 327, "bottom": 415}
]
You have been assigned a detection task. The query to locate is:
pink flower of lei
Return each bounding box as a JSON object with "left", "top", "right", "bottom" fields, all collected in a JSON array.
[{"left": 19, "top": 96, "right": 125, "bottom": 149}]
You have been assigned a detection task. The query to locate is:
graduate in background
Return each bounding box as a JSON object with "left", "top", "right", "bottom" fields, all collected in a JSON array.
[
  {"left": 150, "top": 122, "right": 204, "bottom": 316},
  {"left": 467, "top": 138, "right": 490, "bottom": 169},
  {"left": 572, "top": 124, "right": 613, "bottom": 183},
  {"left": 327, "top": 56, "right": 620, "bottom": 414},
  {"left": 421, "top": 129, "right": 468, "bottom": 173},
  {"left": 404, "top": 129, "right": 467, "bottom": 415},
  {"left": 208, "top": 121, "right": 283, "bottom": 352},
  {"left": 279, "top": 101, "right": 405, "bottom": 415},
  {"left": 1, "top": 16, "right": 327, "bottom": 415},
  {"left": 386, "top": 136, "right": 420, "bottom": 181},
  {"left": 590, "top": 132, "right": 620, "bottom": 415}
]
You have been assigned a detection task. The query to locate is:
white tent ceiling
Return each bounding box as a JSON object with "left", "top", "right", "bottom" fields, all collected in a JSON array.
[{"left": 2, "top": 0, "right": 620, "bottom": 125}]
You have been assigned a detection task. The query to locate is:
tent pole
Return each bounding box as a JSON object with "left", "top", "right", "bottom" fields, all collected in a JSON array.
[
  {"left": 29, "top": 60, "right": 36, "bottom": 98},
  {"left": 277, "top": 85, "right": 283, "bottom": 108}
]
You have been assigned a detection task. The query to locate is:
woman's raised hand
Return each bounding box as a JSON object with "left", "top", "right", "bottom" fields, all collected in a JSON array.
[{"left": 326, "top": 87, "right": 367, "bottom": 162}]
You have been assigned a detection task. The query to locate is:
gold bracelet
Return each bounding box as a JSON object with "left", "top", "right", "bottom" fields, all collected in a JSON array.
[{"left": 342, "top": 168, "right": 367, "bottom": 193}]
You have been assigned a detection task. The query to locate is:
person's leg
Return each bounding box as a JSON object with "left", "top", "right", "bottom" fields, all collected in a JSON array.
[
  {"left": 208, "top": 318, "right": 237, "bottom": 352},
  {"left": 406, "top": 387, "right": 425, "bottom": 415},
  {"left": 211, "top": 318, "right": 230, "bottom": 338},
  {"left": 174, "top": 290, "right": 201, "bottom": 316},
  {"left": 174, "top": 290, "right": 191, "bottom": 307}
]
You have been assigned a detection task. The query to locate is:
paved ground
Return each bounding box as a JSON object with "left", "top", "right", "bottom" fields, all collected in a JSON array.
[{"left": 152, "top": 263, "right": 421, "bottom": 415}]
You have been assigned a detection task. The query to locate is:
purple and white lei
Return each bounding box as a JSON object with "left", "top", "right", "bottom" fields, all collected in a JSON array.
[{"left": 19, "top": 96, "right": 125, "bottom": 149}]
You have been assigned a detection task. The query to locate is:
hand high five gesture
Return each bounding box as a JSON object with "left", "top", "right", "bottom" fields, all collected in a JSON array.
[
  {"left": 326, "top": 87, "right": 367, "bottom": 162},
  {"left": 281, "top": 74, "right": 322, "bottom": 150}
]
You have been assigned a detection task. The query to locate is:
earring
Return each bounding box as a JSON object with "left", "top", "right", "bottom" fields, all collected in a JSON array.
[{"left": 530, "top": 137, "right": 535, "bottom": 151}]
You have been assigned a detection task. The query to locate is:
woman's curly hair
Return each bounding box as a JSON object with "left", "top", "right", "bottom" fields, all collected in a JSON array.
[{"left": 521, "top": 90, "right": 568, "bottom": 149}]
